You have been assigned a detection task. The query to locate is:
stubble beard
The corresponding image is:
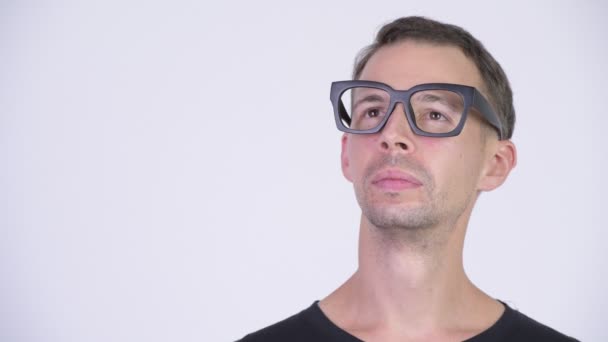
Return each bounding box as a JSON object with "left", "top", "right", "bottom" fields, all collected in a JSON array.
[
  {"left": 354, "top": 154, "right": 469, "bottom": 235},
  {"left": 358, "top": 192, "right": 443, "bottom": 231},
  {"left": 355, "top": 181, "right": 443, "bottom": 233}
]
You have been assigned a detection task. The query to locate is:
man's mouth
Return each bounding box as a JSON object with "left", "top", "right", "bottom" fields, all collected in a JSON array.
[{"left": 371, "top": 169, "right": 422, "bottom": 191}]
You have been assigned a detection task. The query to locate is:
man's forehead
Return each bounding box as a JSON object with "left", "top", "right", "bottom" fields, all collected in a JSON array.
[{"left": 358, "top": 40, "right": 485, "bottom": 92}]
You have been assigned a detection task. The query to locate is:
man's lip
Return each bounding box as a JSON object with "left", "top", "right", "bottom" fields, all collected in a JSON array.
[{"left": 371, "top": 169, "right": 423, "bottom": 188}]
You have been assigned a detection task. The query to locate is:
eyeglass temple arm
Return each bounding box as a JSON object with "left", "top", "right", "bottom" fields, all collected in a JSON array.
[
  {"left": 339, "top": 101, "right": 351, "bottom": 126},
  {"left": 473, "top": 92, "right": 505, "bottom": 140}
]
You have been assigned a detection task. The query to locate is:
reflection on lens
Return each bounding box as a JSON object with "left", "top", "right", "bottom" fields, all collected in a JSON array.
[
  {"left": 410, "top": 90, "right": 464, "bottom": 133},
  {"left": 339, "top": 87, "right": 391, "bottom": 131}
]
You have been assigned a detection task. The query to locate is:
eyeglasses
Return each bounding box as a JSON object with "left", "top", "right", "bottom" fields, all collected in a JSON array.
[{"left": 330, "top": 80, "right": 505, "bottom": 139}]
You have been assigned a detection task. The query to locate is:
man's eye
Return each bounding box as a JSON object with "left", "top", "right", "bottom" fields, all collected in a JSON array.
[
  {"left": 366, "top": 109, "right": 381, "bottom": 117},
  {"left": 429, "top": 111, "right": 446, "bottom": 120}
]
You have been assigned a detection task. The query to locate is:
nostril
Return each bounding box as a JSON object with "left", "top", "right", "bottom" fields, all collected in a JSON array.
[
  {"left": 396, "top": 142, "right": 408, "bottom": 150},
  {"left": 381, "top": 141, "right": 389, "bottom": 149}
]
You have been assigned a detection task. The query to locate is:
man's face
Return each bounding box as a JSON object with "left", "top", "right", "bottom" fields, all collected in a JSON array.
[{"left": 341, "top": 40, "right": 494, "bottom": 231}]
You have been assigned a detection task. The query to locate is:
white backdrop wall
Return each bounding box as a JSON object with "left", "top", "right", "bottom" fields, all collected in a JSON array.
[{"left": 1, "top": 1, "right": 606, "bottom": 341}]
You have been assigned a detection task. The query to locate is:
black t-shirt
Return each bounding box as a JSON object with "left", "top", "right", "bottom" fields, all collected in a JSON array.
[{"left": 238, "top": 301, "right": 578, "bottom": 342}]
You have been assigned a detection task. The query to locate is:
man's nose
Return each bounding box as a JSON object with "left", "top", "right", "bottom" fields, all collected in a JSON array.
[{"left": 379, "top": 103, "right": 416, "bottom": 153}]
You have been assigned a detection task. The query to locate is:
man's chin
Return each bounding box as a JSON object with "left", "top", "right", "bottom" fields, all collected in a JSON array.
[
  {"left": 363, "top": 205, "right": 437, "bottom": 231},
  {"left": 371, "top": 196, "right": 425, "bottom": 208}
]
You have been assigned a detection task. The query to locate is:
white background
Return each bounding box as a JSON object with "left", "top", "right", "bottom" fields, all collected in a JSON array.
[{"left": 1, "top": 1, "right": 606, "bottom": 341}]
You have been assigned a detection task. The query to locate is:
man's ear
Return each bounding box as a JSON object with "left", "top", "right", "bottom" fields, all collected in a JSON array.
[
  {"left": 341, "top": 134, "right": 353, "bottom": 182},
  {"left": 478, "top": 140, "right": 517, "bottom": 191}
]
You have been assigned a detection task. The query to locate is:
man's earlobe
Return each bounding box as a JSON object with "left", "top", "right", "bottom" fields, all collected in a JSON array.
[
  {"left": 341, "top": 134, "right": 353, "bottom": 182},
  {"left": 479, "top": 140, "right": 517, "bottom": 191}
]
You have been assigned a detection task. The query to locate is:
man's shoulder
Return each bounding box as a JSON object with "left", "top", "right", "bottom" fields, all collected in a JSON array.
[
  {"left": 498, "top": 304, "right": 578, "bottom": 342},
  {"left": 236, "top": 303, "right": 322, "bottom": 342}
]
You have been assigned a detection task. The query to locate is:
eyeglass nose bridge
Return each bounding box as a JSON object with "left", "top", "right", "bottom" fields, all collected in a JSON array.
[{"left": 376, "top": 89, "right": 417, "bottom": 133}]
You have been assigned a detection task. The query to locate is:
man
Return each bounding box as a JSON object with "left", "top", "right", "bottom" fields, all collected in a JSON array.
[{"left": 239, "top": 16, "right": 577, "bottom": 342}]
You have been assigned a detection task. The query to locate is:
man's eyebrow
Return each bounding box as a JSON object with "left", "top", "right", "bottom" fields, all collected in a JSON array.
[
  {"left": 416, "top": 93, "right": 444, "bottom": 103},
  {"left": 352, "top": 94, "right": 386, "bottom": 109},
  {"left": 415, "top": 93, "right": 459, "bottom": 111}
]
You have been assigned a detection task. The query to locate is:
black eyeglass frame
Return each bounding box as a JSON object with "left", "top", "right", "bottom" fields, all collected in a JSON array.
[{"left": 330, "top": 80, "right": 505, "bottom": 140}]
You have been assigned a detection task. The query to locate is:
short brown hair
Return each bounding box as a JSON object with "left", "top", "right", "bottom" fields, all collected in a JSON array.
[{"left": 353, "top": 16, "right": 515, "bottom": 139}]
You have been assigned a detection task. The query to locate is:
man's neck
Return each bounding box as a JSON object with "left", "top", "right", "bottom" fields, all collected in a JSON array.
[{"left": 319, "top": 214, "right": 503, "bottom": 341}]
